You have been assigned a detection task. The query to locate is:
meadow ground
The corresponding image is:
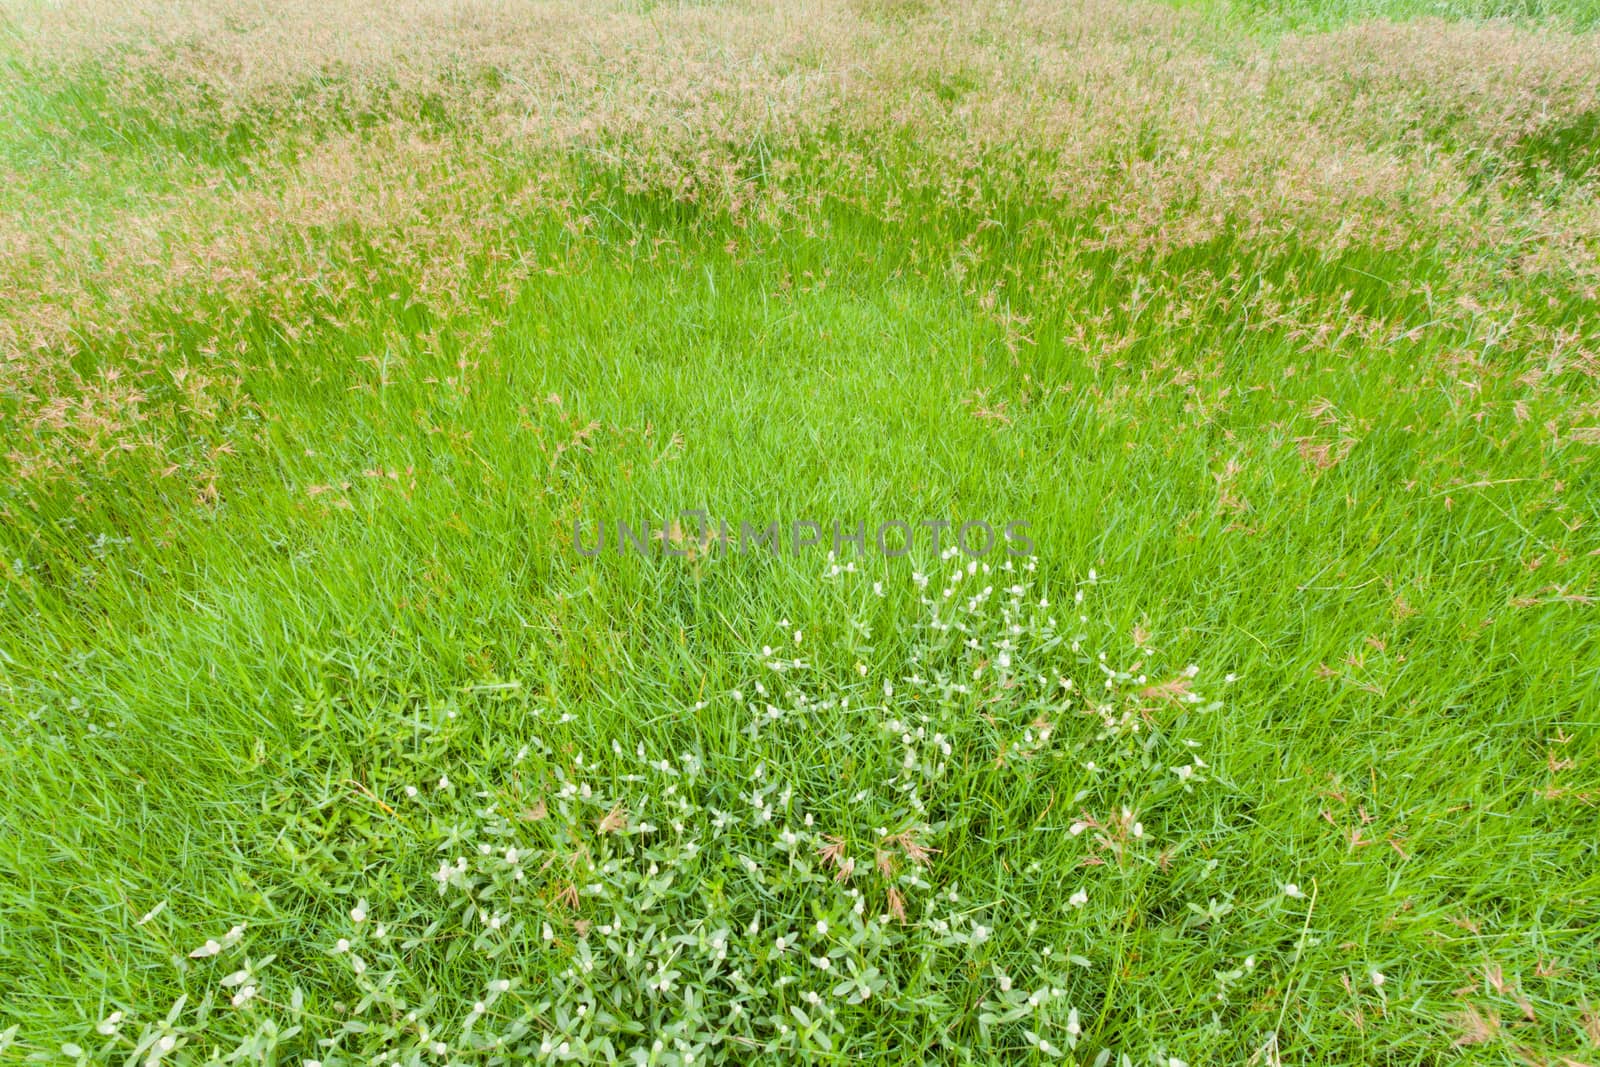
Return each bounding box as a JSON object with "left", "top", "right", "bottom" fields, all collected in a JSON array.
[{"left": 1, "top": 0, "right": 1598, "bottom": 1063}]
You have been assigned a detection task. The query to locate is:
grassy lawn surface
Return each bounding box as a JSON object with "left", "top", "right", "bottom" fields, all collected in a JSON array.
[{"left": 1, "top": 0, "right": 1597, "bottom": 1063}]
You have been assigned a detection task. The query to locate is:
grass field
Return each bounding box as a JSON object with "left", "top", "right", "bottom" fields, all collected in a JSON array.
[{"left": 1, "top": 0, "right": 1598, "bottom": 1063}]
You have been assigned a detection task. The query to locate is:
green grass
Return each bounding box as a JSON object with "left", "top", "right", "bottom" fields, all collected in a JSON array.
[
  {"left": 1, "top": 1, "right": 1599, "bottom": 1064},
  {"left": 1171, "top": 0, "right": 1600, "bottom": 30}
]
